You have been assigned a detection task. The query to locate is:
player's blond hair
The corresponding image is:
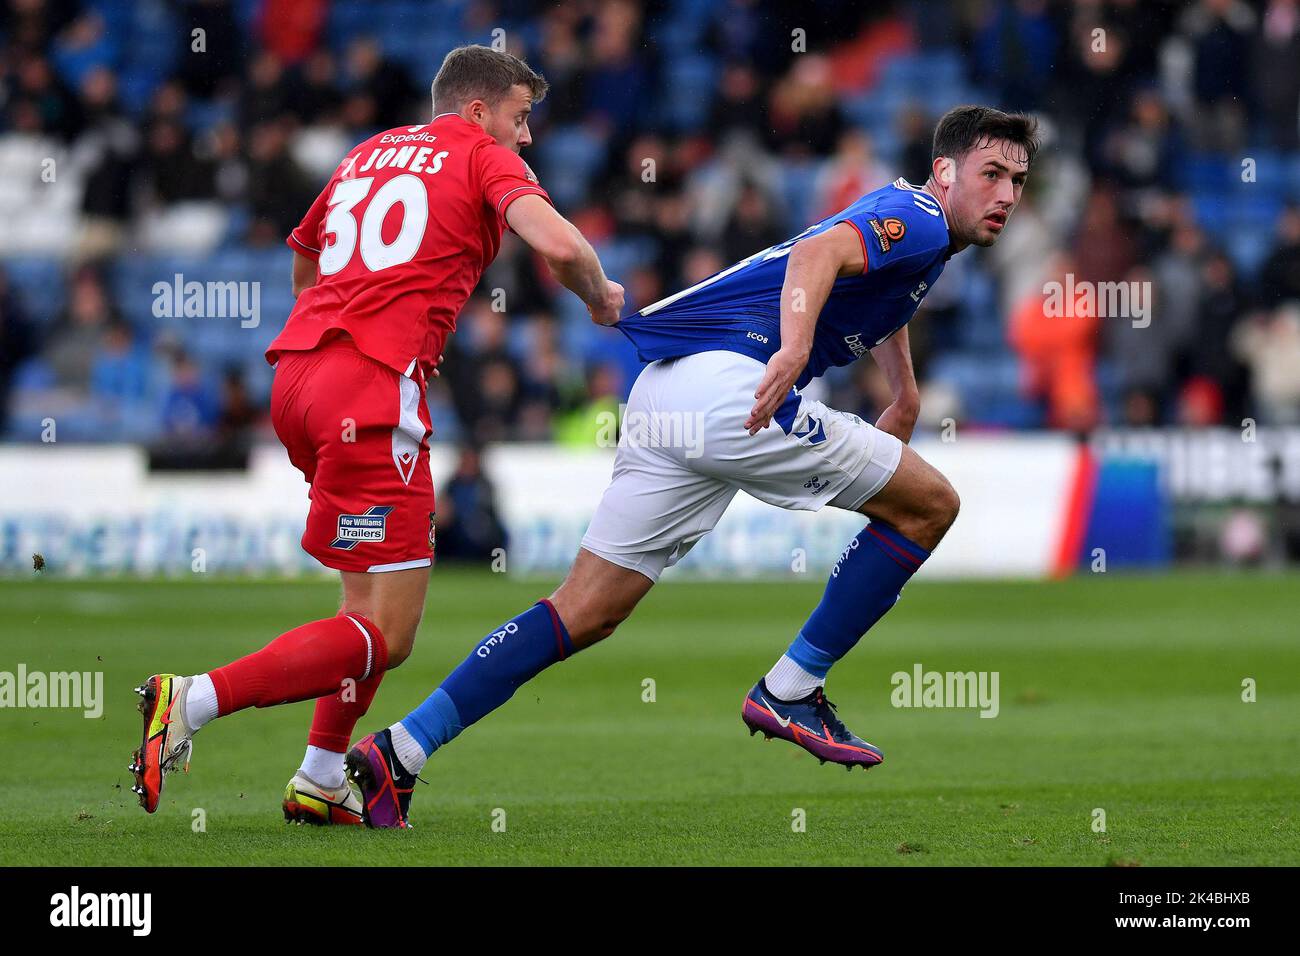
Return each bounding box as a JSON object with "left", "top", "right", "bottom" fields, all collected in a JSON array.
[{"left": 431, "top": 44, "right": 549, "bottom": 113}]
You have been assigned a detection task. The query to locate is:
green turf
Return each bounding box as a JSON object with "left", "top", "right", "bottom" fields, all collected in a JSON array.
[{"left": 1, "top": 570, "right": 1297, "bottom": 866}]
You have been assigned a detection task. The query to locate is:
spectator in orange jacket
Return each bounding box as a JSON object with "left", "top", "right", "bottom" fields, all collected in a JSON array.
[{"left": 1009, "top": 252, "right": 1101, "bottom": 432}]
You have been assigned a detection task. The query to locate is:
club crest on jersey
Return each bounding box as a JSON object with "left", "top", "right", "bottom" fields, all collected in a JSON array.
[
  {"left": 330, "top": 506, "right": 393, "bottom": 550},
  {"left": 867, "top": 218, "right": 906, "bottom": 254},
  {"left": 866, "top": 219, "right": 892, "bottom": 253}
]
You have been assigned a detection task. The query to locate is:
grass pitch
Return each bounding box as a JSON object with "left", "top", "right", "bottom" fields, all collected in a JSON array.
[{"left": 1, "top": 570, "right": 1296, "bottom": 866}]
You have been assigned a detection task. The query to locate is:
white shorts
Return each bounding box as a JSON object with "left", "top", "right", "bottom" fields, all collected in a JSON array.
[{"left": 580, "top": 350, "right": 904, "bottom": 582}]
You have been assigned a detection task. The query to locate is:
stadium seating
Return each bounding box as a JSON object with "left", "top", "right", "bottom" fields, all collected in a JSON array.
[{"left": 2, "top": 3, "right": 1297, "bottom": 442}]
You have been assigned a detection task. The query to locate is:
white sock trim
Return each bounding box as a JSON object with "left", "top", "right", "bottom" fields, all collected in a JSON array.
[
  {"left": 764, "top": 654, "right": 823, "bottom": 702},
  {"left": 185, "top": 673, "right": 219, "bottom": 730},
  {"left": 388, "top": 722, "right": 427, "bottom": 776},
  {"left": 300, "top": 745, "right": 346, "bottom": 789},
  {"left": 343, "top": 614, "right": 374, "bottom": 680}
]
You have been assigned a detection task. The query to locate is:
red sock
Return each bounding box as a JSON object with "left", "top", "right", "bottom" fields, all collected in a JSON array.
[
  {"left": 209, "top": 613, "right": 388, "bottom": 716},
  {"left": 307, "top": 669, "right": 385, "bottom": 752}
]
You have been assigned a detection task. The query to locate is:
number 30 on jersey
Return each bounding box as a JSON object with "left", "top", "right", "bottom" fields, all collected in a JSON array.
[{"left": 319, "top": 174, "right": 428, "bottom": 275}]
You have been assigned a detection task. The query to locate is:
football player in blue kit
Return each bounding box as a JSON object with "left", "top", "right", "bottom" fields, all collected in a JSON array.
[{"left": 345, "top": 106, "right": 1039, "bottom": 826}]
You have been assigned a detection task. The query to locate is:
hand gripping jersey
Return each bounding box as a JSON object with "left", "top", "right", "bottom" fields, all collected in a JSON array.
[
  {"left": 266, "top": 113, "right": 551, "bottom": 380},
  {"left": 617, "top": 179, "right": 953, "bottom": 388}
]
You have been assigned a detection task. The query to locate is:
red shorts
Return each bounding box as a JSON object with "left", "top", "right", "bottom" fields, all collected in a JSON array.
[{"left": 271, "top": 336, "right": 434, "bottom": 573}]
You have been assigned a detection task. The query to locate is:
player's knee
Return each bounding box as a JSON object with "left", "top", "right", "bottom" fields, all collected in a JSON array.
[
  {"left": 563, "top": 598, "right": 631, "bottom": 646},
  {"left": 589, "top": 605, "right": 631, "bottom": 642},
  {"left": 384, "top": 634, "right": 415, "bottom": 669},
  {"left": 383, "top": 617, "right": 420, "bottom": 668},
  {"left": 926, "top": 476, "right": 961, "bottom": 538},
  {"left": 359, "top": 610, "right": 419, "bottom": 669},
  {"left": 549, "top": 584, "right": 611, "bottom": 645}
]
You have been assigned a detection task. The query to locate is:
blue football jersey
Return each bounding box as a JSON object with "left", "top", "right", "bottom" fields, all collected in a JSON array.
[{"left": 618, "top": 178, "right": 953, "bottom": 388}]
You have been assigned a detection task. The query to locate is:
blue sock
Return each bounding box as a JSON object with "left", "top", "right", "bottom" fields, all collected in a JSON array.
[
  {"left": 786, "top": 522, "right": 930, "bottom": 679},
  {"left": 400, "top": 600, "right": 574, "bottom": 758}
]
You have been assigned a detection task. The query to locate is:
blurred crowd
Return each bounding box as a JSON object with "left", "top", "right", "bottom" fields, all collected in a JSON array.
[{"left": 1, "top": 0, "right": 1300, "bottom": 451}]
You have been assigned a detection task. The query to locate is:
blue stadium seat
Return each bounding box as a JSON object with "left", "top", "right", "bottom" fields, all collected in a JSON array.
[
  {"left": 662, "top": 55, "right": 717, "bottom": 132},
  {"left": 1095, "top": 357, "right": 1123, "bottom": 421},
  {"left": 887, "top": 54, "right": 935, "bottom": 89},
  {"left": 51, "top": 28, "right": 120, "bottom": 89},
  {"left": 1191, "top": 191, "right": 1231, "bottom": 233},
  {"left": 1184, "top": 154, "right": 1233, "bottom": 191},
  {"left": 556, "top": 297, "right": 598, "bottom": 357},
  {"left": 86, "top": 0, "right": 133, "bottom": 37},
  {"left": 1226, "top": 225, "right": 1277, "bottom": 281},
  {"left": 595, "top": 237, "right": 657, "bottom": 286},
  {"left": 534, "top": 125, "right": 607, "bottom": 209},
  {"left": 843, "top": 92, "right": 892, "bottom": 133},
  {"left": 327, "top": 1, "right": 373, "bottom": 50},
  {"left": 679, "top": 0, "right": 721, "bottom": 21},
  {"left": 232, "top": 0, "right": 261, "bottom": 28},
  {"left": 917, "top": 51, "right": 966, "bottom": 86},
  {"left": 923, "top": 81, "right": 976, "bottom": 118},
  {"left": 185, "top": 99, "right": 235, "bottom": 135},
  {"left": 11, "top": 358, "right": 54, "bottom": 390},
  {"left": 846, "top": 82, "right": 912, "bottom": 135},
  {"left": 775, "top": 161, "right": 825, "bottom": 232},
  {"left": 956, "top": 268, "right": 1000, "bottom": 351},
  {"left": 118, "top": 68, "right": 162, "bottom": 115},
  {"left": 1286, "top": 156, "right": 1300, "bottom": 200},
  {"left": 979, "top": 396, "right": 1044, "bottom": 428},
  {"left": 427, "top": 393, "right": 462, "bottom": 444},
  {"left": 217, "top": 206, "right": 253, "bottom": 250},
  {"left": 928, "top": 350, "right": 1036, "bottom": 426},
  {"left": 963, "top": 311, "right": 1005, "bottom": 352},
  {"left": 240, "top": 356, "right": 274, "bottom": 402},
  {"left": 383, "top": 27, "right": 460, "bottom": 78},
  {"left": 2, "top": 258, "right": 67, "bottom": 325},
  {"left": 656, "top": 16, "right": 706, "bottom": 51}
]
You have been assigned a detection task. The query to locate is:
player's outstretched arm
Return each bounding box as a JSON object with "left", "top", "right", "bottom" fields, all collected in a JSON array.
[
  {"left": 746, "top": 222, "right": 865, "bottom": 434},
  {"left": 506, "top": 194, "right": 624, "bottom": 326},
  {"left": 869, "top": 327, "right": 921, "bottom": 442}
]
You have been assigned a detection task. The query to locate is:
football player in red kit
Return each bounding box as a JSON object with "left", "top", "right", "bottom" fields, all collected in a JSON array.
[{"left": 129, "top": 45, "right": 624, "bottom": 823}]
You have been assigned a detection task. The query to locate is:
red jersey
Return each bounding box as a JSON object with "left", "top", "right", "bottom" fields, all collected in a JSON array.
[{"left": 266, "top": 113, "right": 551, "bottom": 377}]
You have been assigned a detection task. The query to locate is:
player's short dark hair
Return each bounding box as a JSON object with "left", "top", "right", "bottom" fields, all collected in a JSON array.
[
  {"left": 431, "top": 44, "right": 548, "bottom": 113},
  {"left": 931, "top": 105, "right": 1040, "bottom": 168}
]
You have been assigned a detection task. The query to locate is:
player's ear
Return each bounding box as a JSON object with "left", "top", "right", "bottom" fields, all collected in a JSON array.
[
  {"left": 934, "top": 156, "right": 956, "bottom": 186},
  {"left": 464, "top": 98, "right": 488, "bottom": 125}
]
